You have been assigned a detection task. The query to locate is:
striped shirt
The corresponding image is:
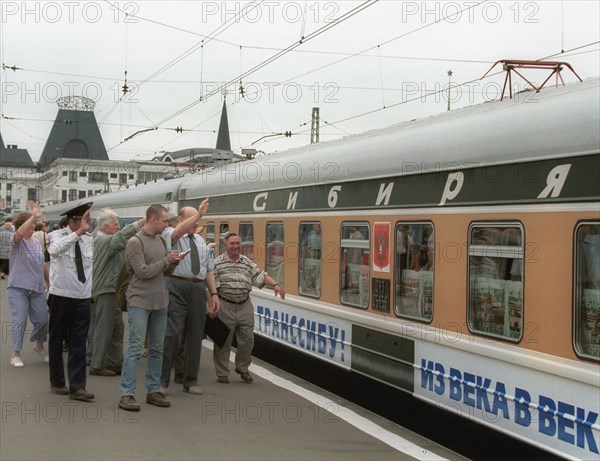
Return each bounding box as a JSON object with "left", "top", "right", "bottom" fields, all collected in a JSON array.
[
  {"left": 213, "top": 253, "right": 267, "bottom": 303},
  {"left": 0, "top": 229, "right": 12, "bottom": 259}
]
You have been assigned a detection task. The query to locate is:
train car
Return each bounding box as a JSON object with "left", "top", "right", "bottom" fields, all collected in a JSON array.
[{"left": 174, "top": 78, "right": 599, "bottom": 460}]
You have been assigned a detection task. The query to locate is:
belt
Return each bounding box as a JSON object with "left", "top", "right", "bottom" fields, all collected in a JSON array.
[
  {"left": 168, "top": 275, "right": 205, "bottom": 283},
  {"left": 218, "top": 295, "right": 249, "bottom": 305}
]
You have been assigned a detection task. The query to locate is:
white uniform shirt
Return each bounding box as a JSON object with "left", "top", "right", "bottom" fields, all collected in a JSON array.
[{"left": 48, "top": 227, "right": 93, "bottom": 299}]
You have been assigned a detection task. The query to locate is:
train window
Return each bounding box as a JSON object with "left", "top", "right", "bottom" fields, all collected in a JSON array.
[
  {"left": 239, "top": 222, "right": 254, "bottom": 260},
  {"left": 205, "top": 221, "right": 215, "bottom": 259},
  {"left": 266, "top": 222, "right": 284, "bottom": 285},
  {"left": 394, "top": 223, "right": 434, "bottom": 321},
  {"left": 340, "top": 223, "right": 370, "bottom": 308},
  {"left": 467, "top": 224, "right": 524, "bottom": 342},
  {"left": 205, "top": 222, "right": 215, "bottom": 244},
  {"left": 574, "top": 222, "right": 600, "bottom": 362},
  {"left": 219, "top": 222, "right": 229, "bottom": 255},
  {"left": 299, "top": 222, "right": 322, "bottom": 298}
]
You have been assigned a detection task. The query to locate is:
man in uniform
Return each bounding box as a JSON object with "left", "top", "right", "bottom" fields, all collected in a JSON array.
[{"left": 47, "top": 202, "right": 95, "bottom": 401}]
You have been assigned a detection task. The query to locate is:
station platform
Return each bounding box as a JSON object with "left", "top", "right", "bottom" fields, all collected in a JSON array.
[{"left": 0, "top": 280, "right": 467, "bottom": 461}]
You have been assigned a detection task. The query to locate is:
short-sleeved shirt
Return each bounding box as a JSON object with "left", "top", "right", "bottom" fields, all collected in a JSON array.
[
  {"left": 7, "top": 234, "right": 45, "bottom": 293},
  {"left": 48, "top": 228, "right": 93, "bottom": 299},
  {"left": 163, "top": 227, "right": 212, "bottom": 279}
]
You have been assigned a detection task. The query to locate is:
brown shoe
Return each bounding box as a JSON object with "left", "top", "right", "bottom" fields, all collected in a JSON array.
[
  {"left": 69, "top": 389, "right": 94, "bottom": 401},
  {"left": 217, "top": 376, "right": 229, "bottom": 384},
  {"left": 238, "top": 371, "right": 253, "bottom": 384},
  {"left": 90, "top": 367, "right": 116, "bottom": 377},
  {"left": 146, "top": 392, "right": 171, "bottom": 407},
  {"left": 107, "top": 365, "right": 122, "bottom": 375},
  {"left": 118, "top": 395, "right": 140, "bottom": 412}
]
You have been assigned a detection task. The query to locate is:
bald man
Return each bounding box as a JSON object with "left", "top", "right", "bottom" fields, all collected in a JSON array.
[{"left": 160, "top": 200, "right": 220, "bottom": 395}]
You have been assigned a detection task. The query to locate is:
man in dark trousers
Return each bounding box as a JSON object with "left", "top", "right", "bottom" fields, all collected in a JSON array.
[{"left": 47, "top": 202, "right": 95, "bottom": 401}]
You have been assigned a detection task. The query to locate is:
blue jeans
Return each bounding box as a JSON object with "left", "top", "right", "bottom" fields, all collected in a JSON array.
[
  {"left": 119, "top": 306, "right": 167, "bottom": 397},
  {"left": 7, "top": 287, "right": 48, "bottom": 352}
]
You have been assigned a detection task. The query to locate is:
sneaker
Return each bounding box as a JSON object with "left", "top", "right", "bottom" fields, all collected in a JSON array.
[
  {"left": 217, "top": 376, "right": 229, "bottom": 384},
  {"left": 69, "top": 389, "right": 94, "bottom": 401},
  {"left": 50, "top": 385, "right": 69, "bottom": 395},
  {"left": 89, "top": 367, "right": 116, "bottom": 377},
  {"left": 183, "top": 386, "right": 202, "bottom": 395},
  {"left": 34, "top": 345, "right": 49, "bottom": 362},
  {"left": 146, "top": 392, "right": 171, "bottom": 407},
  {"left": 10, "top": 357, "right": 24, "bottom": 367},
  {"left": 118, "top": 395, "right": 141, "bottom": 412}
]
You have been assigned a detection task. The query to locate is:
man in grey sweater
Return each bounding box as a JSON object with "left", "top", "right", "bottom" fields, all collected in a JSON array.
[
  {"left": 118, "top": 204, "right": 189, "bottom": 412},
  {"left": 90, "top": 209, "right": 144, "bottom": 377}
]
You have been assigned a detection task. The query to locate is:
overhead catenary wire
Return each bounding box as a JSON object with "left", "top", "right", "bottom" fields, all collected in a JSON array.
[
  {"left": 107, "top": 0, "right": 379, "bottom": 152},
  {"left": 243, "top": 42, "right": 600, "bottom": 150},
  {"left": 150, "top": 1, "right": 379, "bottom": 128}
]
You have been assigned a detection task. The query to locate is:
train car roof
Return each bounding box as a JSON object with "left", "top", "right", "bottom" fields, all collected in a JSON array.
[
  {"left": 43, "top": 177, "right": 186, "bottom": 219},
  {"left": 181, "top": 77, "right": 599, "bottom": 200}
]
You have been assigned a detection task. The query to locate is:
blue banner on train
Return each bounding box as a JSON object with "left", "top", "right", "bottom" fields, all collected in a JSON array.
[
  {"left": 254, "top": 296, "right": 351, "bottom": 369},
  {"left": 415, "top": 342, "right": 600, "bottom": 459}
]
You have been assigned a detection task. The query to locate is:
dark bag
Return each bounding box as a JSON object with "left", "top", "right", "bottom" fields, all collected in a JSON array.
[
  {"left": 115, "top": 264, "right": 131, "bottom": 312},
  {"left": 204, "top": 315, "right": 231, "bottom": 348}
]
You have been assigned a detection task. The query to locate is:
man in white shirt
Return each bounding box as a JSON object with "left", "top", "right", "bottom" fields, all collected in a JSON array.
[{"left": 47, "top": 202, "right": 95, "bottom": 401}]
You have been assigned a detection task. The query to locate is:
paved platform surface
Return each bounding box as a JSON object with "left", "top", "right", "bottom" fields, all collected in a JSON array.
[{"left": 0, "top": 279, "right": 468, "bottom": 461}]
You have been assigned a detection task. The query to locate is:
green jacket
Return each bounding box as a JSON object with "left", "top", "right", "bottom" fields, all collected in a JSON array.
[{"left": 92, "top": 222, "right": 141, "bottom": 298}]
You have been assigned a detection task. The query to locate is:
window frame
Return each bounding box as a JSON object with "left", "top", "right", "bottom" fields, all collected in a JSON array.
[
  {"left": 239, "top": 221, "right": 255, "bottom": 260},
  {"left": 218, "top": 221, "right": 229, "bottom": 256},
  {"left": 573, "top": 220, "right": 600, "bottom": 363},
  {"left": 466, "top": 221, "right": 525, "bottom": 343},
  {"left": 339, "top": 221, "right": 370, "bottom": 309},
  {"left": 266, "top": 221, "right": 284, "bottom": 286},
  {"left": 393, "top": 221, "right": 435, "bottom": 322},
  {"left": 298, "top": 221, "right": 322, "bottom": 299}
]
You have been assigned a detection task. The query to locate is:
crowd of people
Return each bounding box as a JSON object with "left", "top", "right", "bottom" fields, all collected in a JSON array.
[{"left": 0, "top": 200, "right": 285, "bottom": 411}]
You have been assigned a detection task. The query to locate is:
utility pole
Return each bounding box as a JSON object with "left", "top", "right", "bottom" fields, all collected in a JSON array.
[
  {"left": 447, "top": 70, "right": 453, "bottom": 111},
  {"left": 310, "top": 107, "right": 320, "bottom": 144}
]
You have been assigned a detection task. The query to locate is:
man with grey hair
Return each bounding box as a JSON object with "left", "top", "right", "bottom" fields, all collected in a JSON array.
[{"left": 89, "top": 209, "right": 145, "bottom": 376}]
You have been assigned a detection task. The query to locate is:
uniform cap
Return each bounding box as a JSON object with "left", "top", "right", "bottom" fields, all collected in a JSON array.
[{"left": 60, "top": 202, "right": 93, "bottom": 218}]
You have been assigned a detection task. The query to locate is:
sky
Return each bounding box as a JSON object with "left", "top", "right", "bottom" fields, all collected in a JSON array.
[{"left": 0, "top": 0, "right": 599, "bottom": 162}]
